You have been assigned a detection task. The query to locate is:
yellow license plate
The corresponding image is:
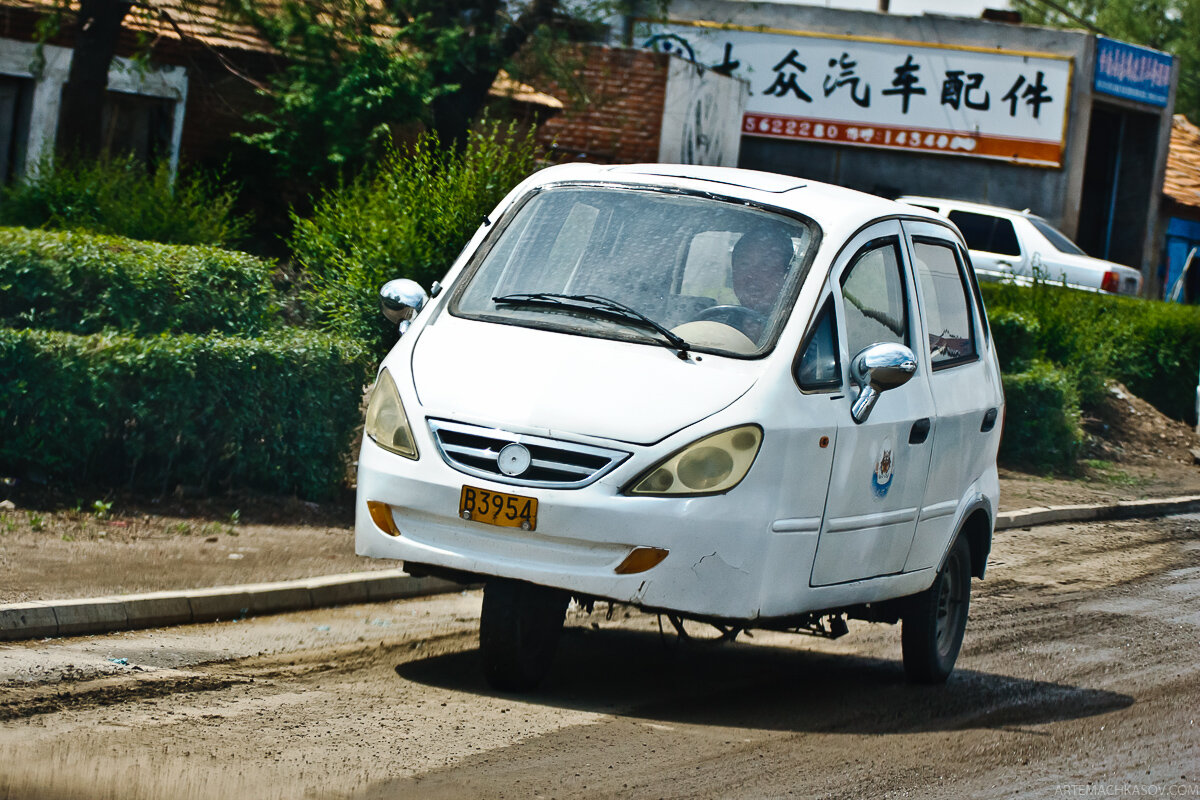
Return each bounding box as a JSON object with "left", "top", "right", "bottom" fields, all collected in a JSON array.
[{"left": 459, "top": 485, "right": 538, "bottom": 531}]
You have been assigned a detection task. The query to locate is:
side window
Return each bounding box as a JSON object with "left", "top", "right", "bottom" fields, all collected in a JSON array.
[
  {"left": 961, "top": 245, "right": 990, "bottom": 341},
  {"left": 912, "top": 240, "right": 977, "bottom": 368},
  {"left": 948, "top": 210, "right": 1021, "bottom": 257},
  {"left": 840, "top": 240, "right": 909, "bottom": 359},
  {"left": 796, "top": 300, "right": 840, "bottom": 391}
]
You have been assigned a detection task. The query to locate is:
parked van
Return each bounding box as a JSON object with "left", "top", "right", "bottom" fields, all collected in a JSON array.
[{"left": 357, "top": 164, "right": 1004, "bottom": 690}]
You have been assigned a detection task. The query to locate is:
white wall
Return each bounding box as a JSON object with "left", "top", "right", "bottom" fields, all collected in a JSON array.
[
  {"left": 0, "top": 38, "right": 188, "bottom": 178},
  {"left": 658, "top": 57, "right": 748, "bottom": 167}
]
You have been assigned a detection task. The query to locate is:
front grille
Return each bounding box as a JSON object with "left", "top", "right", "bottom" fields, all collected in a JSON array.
[{"left": 427, "top": 419, "right": 630, "bottom": 488}]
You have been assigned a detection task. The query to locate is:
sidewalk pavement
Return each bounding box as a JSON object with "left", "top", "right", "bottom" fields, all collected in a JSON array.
[{"left": 4, "top": 495, "right": 1200, "bottom": 643}]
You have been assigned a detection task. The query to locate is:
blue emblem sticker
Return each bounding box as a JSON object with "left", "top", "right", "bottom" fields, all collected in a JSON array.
[{"left": 871, "top": 438, "right": 895, "bottom": 498}]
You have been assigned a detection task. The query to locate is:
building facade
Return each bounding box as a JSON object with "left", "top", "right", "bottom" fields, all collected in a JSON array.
[{"left": 634, "top": 1, "right": 1178, "bottom": 294}]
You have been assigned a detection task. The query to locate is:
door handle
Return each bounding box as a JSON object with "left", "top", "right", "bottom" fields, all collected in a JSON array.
[
  {"left": 981, "top": 407, "right": 999, "bottom": 432},
  {"left": 909, "top": 417, "right": 931, "bottom": 444}
]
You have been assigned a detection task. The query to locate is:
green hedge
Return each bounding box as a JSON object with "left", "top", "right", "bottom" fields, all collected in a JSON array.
[
  {"left": 999, "top": 361, "right": 1083, "bottom": 472},
  {"left": 0, "top": 227, "right": 279, "bottom": 336},
  {"left": 0, "top": 328, "right": 372, "bottom": 499},
  {"left": 982, "top": 282, "right": 1200, "bottom": 423}
]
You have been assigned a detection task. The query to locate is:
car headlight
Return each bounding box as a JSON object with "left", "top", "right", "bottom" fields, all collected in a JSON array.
[
  {"left": 625, "top": 425, "right": 762, "bottom": 496},
  {"left": 364, "top": 368, "right": 418, "bottom": 459}
]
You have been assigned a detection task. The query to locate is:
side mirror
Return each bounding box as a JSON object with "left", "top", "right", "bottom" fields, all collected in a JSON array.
[
  {"left": 379, "top": 279, "right": 429, "bottom": 333},
  {"left": 850, "top": 342, "right": 917, "bottom": 424}
]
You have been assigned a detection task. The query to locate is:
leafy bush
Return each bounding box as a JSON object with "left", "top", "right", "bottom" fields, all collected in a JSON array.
[
  {"left": 290, "top": 121, "right": 540, "bottom": 345},
  {"left": 1108, "top": 302, "right": 1200, "bottom": 425},
  {"left": 982, "top": 281, "right": 1200, "bottom": 423},
  {"left": 0, "top": 154, "right": 248, "bottom": 246},
  {"left": 982, "top": 279, "right": 1124, "bottom": 407},
  {"left": 0, "top": 227, "right": 279, "bottom": 336},
  {"left": 999, "top": 361, "right": 1083, "bottom": 472},
  {"left": 988, "top": 308, "right": 1040, "bottom": 373},
  {"left": 0, "top": 327, "right": 372, "bottom": 498}
]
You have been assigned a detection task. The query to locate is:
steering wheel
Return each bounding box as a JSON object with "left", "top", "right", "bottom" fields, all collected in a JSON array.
[{"left": 696, "top": 304, "right": 767, "bottom": 338}]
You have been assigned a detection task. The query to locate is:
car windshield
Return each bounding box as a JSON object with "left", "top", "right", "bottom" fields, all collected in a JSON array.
[
  {"left": 1029, "top": 216, "right": 1086, "bottom": 256},
  {"left": 451, "top": 185, "right": 818, "bottom": 358}
]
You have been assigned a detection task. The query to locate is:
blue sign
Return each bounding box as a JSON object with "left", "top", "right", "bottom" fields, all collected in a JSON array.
[{"left": 1094, "top": 37, "right": 1173, "bottom": 107}]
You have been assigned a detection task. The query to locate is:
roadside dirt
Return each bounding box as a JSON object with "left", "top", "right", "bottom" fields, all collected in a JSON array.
[
  {"left": 0, "top": 492, "right": 392, "bottom": 604},
  {"left": 2, "top": 381, "right": 1200, "bottom": 604},
  {"left": 0, "top": 513, "right": 1196, "bottom": 799}
]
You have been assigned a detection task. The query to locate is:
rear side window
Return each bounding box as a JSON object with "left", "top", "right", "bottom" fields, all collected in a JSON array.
[
  {"left": 1028, "top": 216, "right": 1085, "bottom": 255},
  {"left": 840, "top": 240, "right": 909, "bottom": 358},
  {"left": 948, "top": 210, "right": 1020, "bottom": 257},
  {"left": 912, "top": 240, "right": 977, "bottom": 368}
]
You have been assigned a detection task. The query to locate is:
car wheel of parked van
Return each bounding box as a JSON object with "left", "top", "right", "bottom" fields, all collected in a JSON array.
[
  {"left": 479, "top": 578, "right": 570, "bottom": 692},
  {"left": 901, "top": 536, "right": 971, "bottom": 684}
]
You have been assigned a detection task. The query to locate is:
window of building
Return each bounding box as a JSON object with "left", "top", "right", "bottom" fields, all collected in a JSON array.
[{"left": 0, "top": 74, "right": 33, "bottom": 184}]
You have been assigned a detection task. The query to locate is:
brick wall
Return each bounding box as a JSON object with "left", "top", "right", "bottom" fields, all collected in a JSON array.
[{"left": 535, "top": 44, "right": 669, "bottom": 164}]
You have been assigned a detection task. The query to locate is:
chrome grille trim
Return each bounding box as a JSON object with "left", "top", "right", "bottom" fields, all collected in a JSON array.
[{"left": 427, "top": 419, "right": 630, "bottom": 488}]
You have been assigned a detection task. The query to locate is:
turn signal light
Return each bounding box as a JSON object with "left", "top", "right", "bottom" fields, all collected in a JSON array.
[
  {"left": 367, "top": 500, "right": 402, "bottom": 537},
  {"left": 614, "top": 546, "right": 669, "bottom": 574}
]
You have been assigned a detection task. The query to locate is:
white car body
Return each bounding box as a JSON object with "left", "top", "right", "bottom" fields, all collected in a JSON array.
[
  {"left": 898, "top": 195, "right": 1143, "bottom": 297},
  {"left": 357, "top": 164, "right": 1004, "bottom": 627}
]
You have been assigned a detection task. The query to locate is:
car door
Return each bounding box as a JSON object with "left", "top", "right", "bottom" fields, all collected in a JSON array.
[
  {"left": 946, "top": 209, "right": 1028, "bottom": 282},
  {"left": 810, "top": 221, "right": 937, "bottom": 587},
  {"left": 900, "top": 220, "right": 1003, "bottom": 572}
]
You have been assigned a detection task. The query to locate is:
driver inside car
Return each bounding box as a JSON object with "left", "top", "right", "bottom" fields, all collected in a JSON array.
[{"left": 729, "top": 226, "right": 796, "bottom": 341}]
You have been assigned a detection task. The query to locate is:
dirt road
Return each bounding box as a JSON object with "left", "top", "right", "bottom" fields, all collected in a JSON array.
[{"left": 1, "top": 516, "right": 1198, "bottom": 799}]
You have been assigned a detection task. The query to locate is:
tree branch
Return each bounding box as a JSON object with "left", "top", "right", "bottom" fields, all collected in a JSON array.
[{"left": 131, "top": 0, "right": 274, "bottom": 93}]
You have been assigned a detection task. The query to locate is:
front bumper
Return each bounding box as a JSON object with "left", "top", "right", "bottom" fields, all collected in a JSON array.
[{"left": 355, "top": 435, "right": 934, "bottom": 621}]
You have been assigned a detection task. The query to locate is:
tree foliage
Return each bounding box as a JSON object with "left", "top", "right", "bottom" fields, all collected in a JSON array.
[
  {"left": 290, "top": 121, "right": 540, "bottom": 348},
  {"left": 1013, "top": 0, "right": 1200, "bottom": 122},
  {"left": 227, "top": 0, "right": 570, "bottom": 182},
  {"left": 225, "top": 0, "right": 449, "bottom": 183}
]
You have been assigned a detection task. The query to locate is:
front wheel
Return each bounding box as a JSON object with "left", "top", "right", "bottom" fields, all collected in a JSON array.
[
  {"left": 479, "top": 578, "right": 569, "bottom": 692},
  {"left": 901, "top": 536, "right": 971, "bottom": 684}
]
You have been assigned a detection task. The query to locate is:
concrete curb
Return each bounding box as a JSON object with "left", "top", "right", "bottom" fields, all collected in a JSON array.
[
  {"left": 4, "top": 494, "right": 1200, "bottom": 643},
  {"left": 994, "top": 494, "right": 1200, "bottom": 530},
  {"left": 0, "top": 570, "right": 460, "bottom": 643}
]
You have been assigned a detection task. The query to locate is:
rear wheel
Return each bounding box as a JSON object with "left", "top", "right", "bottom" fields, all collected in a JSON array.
[
  {"left": 479, "top": 578, "right": 569, "bottom": 691},
  {"left": 902, "top": 535, "right": 971, "bottom": 684}
]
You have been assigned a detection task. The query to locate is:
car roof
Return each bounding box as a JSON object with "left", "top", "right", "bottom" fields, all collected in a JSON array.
[
  {"left": 897, "top": 194, "right": 1037, "bottom": 220},
  {"left": 517, "top": 163, "right": 952, "bottom": 243}
]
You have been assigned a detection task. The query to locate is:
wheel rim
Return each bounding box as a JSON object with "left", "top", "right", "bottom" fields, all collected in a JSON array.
[{"left": 934, "top": 554, "right": 966, "bottom": 657}]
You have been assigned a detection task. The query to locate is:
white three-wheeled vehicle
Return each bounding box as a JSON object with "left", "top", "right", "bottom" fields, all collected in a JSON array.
[{"left": 356, "top": 164, "right": 1004, "bottom": 690}]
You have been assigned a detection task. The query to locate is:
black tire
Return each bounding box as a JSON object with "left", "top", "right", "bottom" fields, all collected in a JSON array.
[
  {"left": 901, "top": 535, "right": 972, "bottom": 684},
  {"left": 479, "top": 578, "right": 569, "bottom": 692}
]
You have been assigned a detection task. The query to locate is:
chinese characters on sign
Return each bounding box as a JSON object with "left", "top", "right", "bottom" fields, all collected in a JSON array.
[
  {"left": 641, "top": 23, "right": 1073, "bottom": 166},
  {"left": 1094, "top": 36, "right": 1173, "bottom": 107}
]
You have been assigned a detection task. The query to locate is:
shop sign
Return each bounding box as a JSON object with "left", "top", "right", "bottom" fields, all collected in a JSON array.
[
  {"left": 640, "top": 20, "right": 1073, "bottom": 167},
  {"left": 1094, "top": 37, "right": 1172, "bottom": 108}
]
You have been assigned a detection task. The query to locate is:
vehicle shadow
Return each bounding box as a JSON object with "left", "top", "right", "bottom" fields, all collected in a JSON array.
[{"left": 393, "top": 625, "right": 1132, "bottom": 735}]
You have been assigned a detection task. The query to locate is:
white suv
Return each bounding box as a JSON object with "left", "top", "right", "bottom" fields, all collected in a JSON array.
[{"left": 898, "top": 196, "right": 1142, "bottom": 296}]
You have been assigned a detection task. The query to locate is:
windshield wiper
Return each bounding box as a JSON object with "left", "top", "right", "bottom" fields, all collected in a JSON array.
[{"left": 492, "top": 292, "right": 691, "bottom": 361}]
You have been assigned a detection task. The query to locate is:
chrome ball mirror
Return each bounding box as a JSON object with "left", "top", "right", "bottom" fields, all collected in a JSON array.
[
  {"left": 850, "top": 342, "right": 917, "bottom": 424},
  {"left": 379, "top": 279, "right": 430, "bottom": 331}
]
